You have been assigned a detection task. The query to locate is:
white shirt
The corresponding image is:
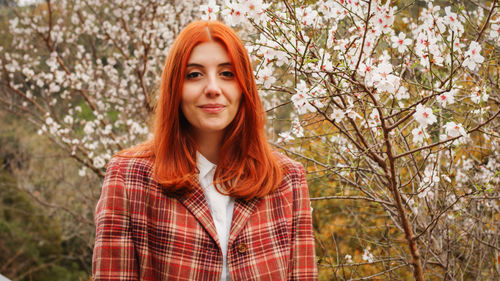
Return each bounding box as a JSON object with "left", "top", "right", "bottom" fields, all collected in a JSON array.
[{"left": 197, "top": 152, "right": 235, "bottom": 281}]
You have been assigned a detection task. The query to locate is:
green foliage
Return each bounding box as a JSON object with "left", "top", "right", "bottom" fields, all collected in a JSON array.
[
  {"left": 0, "top": 170, "right": 88, "bottom": 280},
  {"left": 0, "top": 114, "right": 90, "bottom": 280}
]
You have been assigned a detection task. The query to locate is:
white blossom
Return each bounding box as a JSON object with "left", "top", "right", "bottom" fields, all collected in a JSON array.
[
  {"left": 200, "top": 0, "right": 219, "bottom": 21},
  {"left": 221, "top": 2, "right": 246, "bottom": 26},
  {"left": 93, "top": 156, "right": 106, "bottom": 169},
  {"left": 291, "top": 81, "right": 316, "bottom": 115},
  {"left": 391, "top": 32, "right": 412, "bottom": 53},
  {"left": 278, "top": 131, "right": 294, "bottom": 142},
  {"left": 78, "top": 167, "right": 86, "bottom": 177},
  {"left": 256, "top": 66, "right": 276, "bottom": 89},
  {"left": 444, "top": 122, "right": 467, "bottom": 138},
  {"left": 64, "top": 115, "right": 73, "bottom": 124},
  {"left": 470, "top": 87, "right": 489, "bottom": 104},
  {"left": 436, "top": 89, "right": 456, "bottom": 107},
  {"left": 362, "top": 248, "right": 374, "bottom": 263},
  {"left": 490, "top": 23, "right": 500, "bottom": 38},
  {"left": 418, "top": 167, "right": 439, "bottom": 199},
  {"left": 414, "top": 104, "right": 437, "bottom": 128},
  {"left": 412, "top": 127, "right": 429, "bottom": 144},
  {"left": 240, "top": 0, "right": 268, "bottom": 18},
  {"left": 345, "top": 107, "right": 362, "bottom": 120},
  {"left": 83, "top": 122, "right": 95, "bottom": 135},
  {"left": 463, "top": 41, "right": 484, "bottom": 71},
  {"left": 395, "top": 86, "right": 410, "bottom": 100},
  {"left": 331, "top": 108, "right": 345, "bottom": 123}
]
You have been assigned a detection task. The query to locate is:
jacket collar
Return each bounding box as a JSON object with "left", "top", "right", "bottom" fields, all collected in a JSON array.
[
  {"left": 196, "top": 151, "right": 216, "bottom": 180},
  {"left": 177, "top": 169, "right": 262, "bottom": 249},
  {"left": 178, "top": 180, "right": 221, "bottom": 247},
  {"left": 228, "top": 197, "right": 261, "bottom": 246}
]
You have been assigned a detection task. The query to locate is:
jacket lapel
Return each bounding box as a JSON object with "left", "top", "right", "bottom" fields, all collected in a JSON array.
[
  {"left": 228, "top": 197, "right": 261, "bottom": 246},
  {"left": 178, "top": 181, "right": 263, "bottom": 248},
  {"left": 178, "top": 184, "right": 220, "bottom": 247}
]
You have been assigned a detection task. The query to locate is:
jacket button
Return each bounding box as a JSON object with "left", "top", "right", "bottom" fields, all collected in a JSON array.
[{"left": 236, "top": 243, "right": 247, "bottom": 253}]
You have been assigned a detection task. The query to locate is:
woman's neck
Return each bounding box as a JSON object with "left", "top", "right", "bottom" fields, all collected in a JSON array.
[{"left": 194, "top": 130, "right": 223, "bottom": 164}]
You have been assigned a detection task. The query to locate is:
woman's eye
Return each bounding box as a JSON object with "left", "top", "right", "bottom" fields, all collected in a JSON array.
[
  {"left": 186, "top": 72, "right": 201, "bottom": 79},
  {"left": 221, "top": 71, "right": 235, "bottom": 78}
]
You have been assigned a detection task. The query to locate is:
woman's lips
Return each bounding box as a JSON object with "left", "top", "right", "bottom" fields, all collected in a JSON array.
[{"left": 199, "top": 104, "right": 225, "bottom": 113}]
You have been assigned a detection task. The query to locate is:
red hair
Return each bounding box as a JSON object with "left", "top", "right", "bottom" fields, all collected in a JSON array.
[{"left": 120, "top": 21, "right": 282, "bottom": 199}]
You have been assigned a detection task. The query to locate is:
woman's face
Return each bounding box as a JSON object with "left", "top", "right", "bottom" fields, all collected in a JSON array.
[{"left": 181, "top": 41, "right": 242, "bottom": 139}]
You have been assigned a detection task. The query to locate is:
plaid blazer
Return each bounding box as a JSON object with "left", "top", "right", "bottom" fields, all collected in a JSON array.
[{"left": 92, "top": 153, "right": 317, "bottom": 280}]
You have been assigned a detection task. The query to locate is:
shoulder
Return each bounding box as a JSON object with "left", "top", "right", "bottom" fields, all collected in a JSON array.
[
  {"left": 272, "top": 151, "right": 306, "bottom": 192},
  {"left": 272, "top": 150, "right": 305, "bottom": 178},
  {"left": 105, "top": 154, "right": 155, "bottom": 180}
]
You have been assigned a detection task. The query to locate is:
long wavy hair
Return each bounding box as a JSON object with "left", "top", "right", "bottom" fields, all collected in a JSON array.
[{"left": 120, "top": 21, "right": 282, "bottom": 199}]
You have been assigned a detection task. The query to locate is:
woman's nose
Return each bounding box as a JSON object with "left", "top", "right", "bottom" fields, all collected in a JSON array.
[{"left": 204, "top": 74, "right": 221, "bottom": 97}]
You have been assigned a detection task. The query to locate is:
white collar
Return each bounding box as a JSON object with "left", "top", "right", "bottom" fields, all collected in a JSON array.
[{"left": 196, "top": 151, "right": 216, "bottom": 179}]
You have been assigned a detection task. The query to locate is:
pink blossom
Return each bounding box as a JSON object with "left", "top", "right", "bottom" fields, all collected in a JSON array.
[
  {"left": 93, "top": 155, "right": 106, "bottom": 169},
  {"left": 371, "top": 1, "right": 395, "bottom": 35},
  {"left": 318, "top": 51, "right": 333, "bottom": 72},
  {"left": 422, "top": 168, "right": 439, "bottom": 186},
  {"left": 78, "top": 167, "right": 86, "bottom": 177}
]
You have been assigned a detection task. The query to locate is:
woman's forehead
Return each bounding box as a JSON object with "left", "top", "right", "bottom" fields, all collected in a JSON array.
[{"left": 187, "top": 42, "right": 232, "bottom": 66}]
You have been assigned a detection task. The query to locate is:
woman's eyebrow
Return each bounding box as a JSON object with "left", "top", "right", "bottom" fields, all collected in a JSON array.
[
  {"left": 186, "top": 62, "right": 233, "bottom": 68},
  {"left": 186, "top": 63, "right": 203, "bottom": 68}
]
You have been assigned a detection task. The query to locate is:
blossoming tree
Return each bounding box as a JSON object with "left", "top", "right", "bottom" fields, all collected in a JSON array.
[
  {"left": 213, "top": 0, "right": 499, "bottom": 280},
  {"left": 1, "top": 0, "right": 499, "bottom": 280},
  {"left": 1, "top": 0, "right": 205, "bottom": 176}
]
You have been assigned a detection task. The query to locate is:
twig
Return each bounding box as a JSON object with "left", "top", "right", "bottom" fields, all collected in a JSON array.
[
  {"left": 475, "top": 0, "right": 498, "bottom": 42},
  {"left": 395, "top": 109, "right": 500, "bottom": 159},
  {"left": 352, "top": 0, "right": 372, "bottom": 77},
  {"left": 310, "top": 195, "right": 393, "bottom": 206},
  {"left": 348, "top": 263, "right": 408, "bottom": 281}
]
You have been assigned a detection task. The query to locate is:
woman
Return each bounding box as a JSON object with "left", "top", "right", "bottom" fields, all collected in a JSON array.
[{"left": 92, "top": 20, "right": 317, "bottom": 281}]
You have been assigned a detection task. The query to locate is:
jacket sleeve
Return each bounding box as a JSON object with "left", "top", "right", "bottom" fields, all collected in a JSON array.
[
  {"left": 288, "top": 163, "right": 318, "bottom": 280},
  {"left": 93, "top": 158, "right": 139, "bottom": 281}
]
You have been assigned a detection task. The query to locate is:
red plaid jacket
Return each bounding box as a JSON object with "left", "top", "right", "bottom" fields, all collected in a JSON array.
[{"left": 92, "top": 153, "right": 317, "bottom": 280}]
